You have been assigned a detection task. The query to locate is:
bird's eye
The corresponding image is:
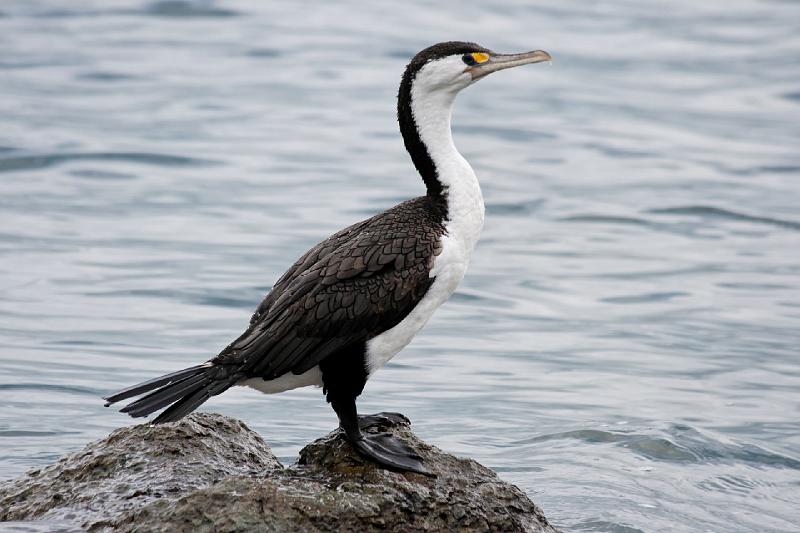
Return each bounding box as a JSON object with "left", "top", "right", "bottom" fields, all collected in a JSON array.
[{"left": 462, "top": 52, "right": 490, "bottom": 66}]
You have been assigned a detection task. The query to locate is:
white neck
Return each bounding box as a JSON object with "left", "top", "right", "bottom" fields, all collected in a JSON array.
[{"left": 409, "top": 87, "right": 485, "bottom": 252}]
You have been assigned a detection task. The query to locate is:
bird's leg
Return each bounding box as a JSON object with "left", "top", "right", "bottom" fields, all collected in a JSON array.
[{"left": 330, "top": 396, "right": 431, "bottom": 476}]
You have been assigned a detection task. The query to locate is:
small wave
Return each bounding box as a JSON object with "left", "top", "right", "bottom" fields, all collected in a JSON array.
[
  {"left": 600, "top": 291, "right": 688, "bottom": 304},
  {"left": 75, "top": 71, "right": 138, "bottom": 82},
  {"left": 455, "top": 124, "right": 555, "bottom": 142},
  {"left": 716, "top": 281, "right": 792, "bottom": 290},
  {"left": 385, "top": 49, "right": 416, "bottom": 60},
  {"left": 560, "top": 215, "right": 651, "bottom": 227},
  {"left": 535, "top": 430, "right": 698, "bottom": 461},
  {"left": 245, "top": 48, "right": 282, "bottom": 58},
  {"left": 520, "top": 425, "right": 800, "bottom": 468},
  {"left": 697, "top": 474, "right": 778, "bottom": 496},
  {"left": 450, "top": 290, "right": 510, "bottom": 308},
  {"left": 575, "top": 520, "right": 646, "bottom": 533},
  {"left": 559, "top": 214, "right": 697, "bottom": 237},
  {"left": 627, "top": 436, "right": 698, "bottom": 462},
  {"left": 782, "top": 91, "right": 800, "bottom": 102},
  {"left": 0, "top": 430, "right": 66, "bottom": 437},
  {"left": 0, "top": 383, "right": 100, "bottom": 396},
  {"left": 647, "top": 205, "right": 800, "bottom": 231},
  {"left": 16, "top": 4, "right": 236, "bottom": 20},
  {"left": 582, "top": 142, "right": 655, "bottom": 159},
  {"left": 0, "top": 152, "right": 216, "bottom": 173},
  {"left": 0, "top": 521, "right": 83, "bottom": 533},
  {"left": 754, "top": 165, "right": 800, "bottom": 174},
  {"left": 486, "top": 198, "right": 545, "bottom": 216},
  {"left": 42, "top": 339, "right": 136, "bottom": 348},
  {"left": 88, "top": 287, "right": 260, "bottom": 310},
  {"left": 69, "top": 169, "right": 136, "bottom": 180},
  {"left": 145, "top": 1, "right": 239, "bottom": 17}
]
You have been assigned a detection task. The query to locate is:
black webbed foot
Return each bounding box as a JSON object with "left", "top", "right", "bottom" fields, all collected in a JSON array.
[
  {"left": 328, "top": 396, "right": 432, "bottom": 476},
  {"left": 350, "top": 431, "right": 431, "bottom": 476},
  {"left": 357, "top": 411, "right": 410, "bottom": 429}
]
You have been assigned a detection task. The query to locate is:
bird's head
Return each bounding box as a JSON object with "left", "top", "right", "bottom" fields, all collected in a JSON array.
[
  {"left": 397, "top": 42, "right": 552, "bottom": 198},
  {"left": 400, "top": 41, "right": 551, "bottom": 97}
]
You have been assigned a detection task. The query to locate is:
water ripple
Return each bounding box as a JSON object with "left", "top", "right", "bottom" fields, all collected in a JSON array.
[
  {"left": 648, "top": 206, "right": 800, "bottom": 231},
  {"left": 1, "top": 1, "right": 799, "bottom": 532},
  {"left": 0, "top": 521, "right": 83, "bottom": 533},
  {"left": 0, "top": 384, "right": 102, "bottom": 397},
  {"left": 522, "top": 426, "right": 800, "bottom": 468},
  {"left": 560, "top": 215, "right": 652, "bottom": 227},
  {"left": 87, "top": 287, "right": 263, "bottom": 310},
  {"left": 600, "top": 291, "right": 688, "bottom": 304},
  {"left": 144, "top": 1, "right": 240, "bottom": 18},
  {"left": 0, "top": 152, "right": 216, "bottom": 173}
]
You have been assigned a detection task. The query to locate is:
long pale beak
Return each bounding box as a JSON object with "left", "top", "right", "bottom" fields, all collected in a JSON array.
[{"left": 468, "top": 50, "right": 552, "bottom": 80}]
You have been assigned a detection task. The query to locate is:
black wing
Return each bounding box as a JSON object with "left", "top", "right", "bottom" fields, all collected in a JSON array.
[
  {"left": 213, "top": 196, "right": 446, "bottom": 380},
  {"left": 103, "top": 196, "right": 446, "bottom": 423}
]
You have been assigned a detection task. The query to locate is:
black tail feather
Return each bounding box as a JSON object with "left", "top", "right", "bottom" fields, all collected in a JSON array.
[
  {"left": 104, "top": 363, "right": 235, "bottom": 424},
  {"left": 152, "top": 379, "right": 231, "bottom": 424},
  {"left": 119, "top": 373, "right": 209, "bottom": 417},
  {"left": 103, "top": 365, "right": 207, "bottom": 406}
]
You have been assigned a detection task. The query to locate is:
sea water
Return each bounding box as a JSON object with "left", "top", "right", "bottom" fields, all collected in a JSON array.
[{"left": 1, "top": 1, "right": 799, "bottom": 531}]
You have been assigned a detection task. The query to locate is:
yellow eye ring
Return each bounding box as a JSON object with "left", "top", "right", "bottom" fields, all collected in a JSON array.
[{"left": 471, "top": 52, "right": 490, "bottom": 64}]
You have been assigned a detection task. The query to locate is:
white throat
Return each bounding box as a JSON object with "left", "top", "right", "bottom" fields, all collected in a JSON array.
[
  {"left": 362, "top": 81, "right": 485, "bottom": 375},
  {"left": 409, "top": 84, "right": 485, "bottom": 254}
]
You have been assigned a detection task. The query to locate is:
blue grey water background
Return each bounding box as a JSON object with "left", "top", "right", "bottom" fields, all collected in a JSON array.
[{"left": 1, "top": 0, "right": 799, "bottom": 531}]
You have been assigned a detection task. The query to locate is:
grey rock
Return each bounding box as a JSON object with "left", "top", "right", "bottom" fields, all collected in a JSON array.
[{"left": 0, "top": 412, "right": 559, "bottom": 532}]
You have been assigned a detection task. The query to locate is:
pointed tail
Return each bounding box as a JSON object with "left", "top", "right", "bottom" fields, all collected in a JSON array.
[{"left": 103, "top": 363, "right": 236, "bottom": 424}]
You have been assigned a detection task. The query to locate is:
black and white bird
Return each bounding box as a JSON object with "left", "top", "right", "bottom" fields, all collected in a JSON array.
[{"left": 104, "top": 42, "right": 551, "bottom": 474}]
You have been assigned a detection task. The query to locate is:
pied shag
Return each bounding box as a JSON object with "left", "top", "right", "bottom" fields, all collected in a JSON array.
[{"left": 104, "top": 42, "right": 551, "bottom": 475}]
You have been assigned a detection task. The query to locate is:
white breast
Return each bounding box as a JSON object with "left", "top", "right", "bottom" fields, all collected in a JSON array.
[
  {"left": 365, "top": 71, "right": 485, "bottom": 375},
  {"left": 364, "top": 233, "right": 472, "bottom": 375}
]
